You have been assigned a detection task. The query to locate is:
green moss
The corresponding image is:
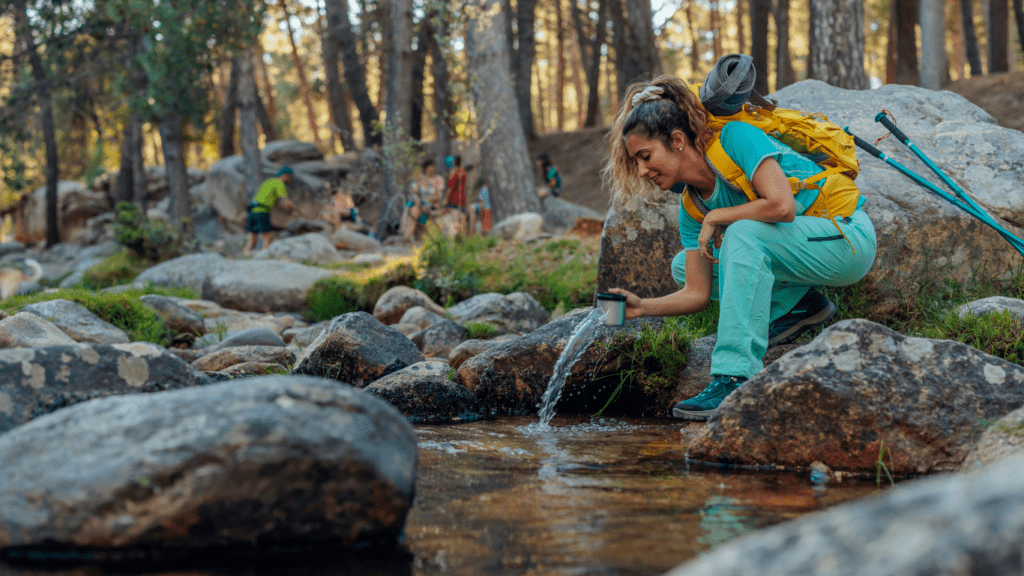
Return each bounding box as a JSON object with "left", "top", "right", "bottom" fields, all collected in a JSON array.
[
  {"left": 304, "top": 263, "right": 418, "bottom": 322},
  {"left": 79, "top": 251, "right": 150, "bottom": 290}
]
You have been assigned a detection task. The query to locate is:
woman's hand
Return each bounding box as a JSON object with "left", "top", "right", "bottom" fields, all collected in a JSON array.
[
  {"left": 697, "top": 218, "right": 723, "bottom": 264},
  {"left": 607, "top": 288, "right": 644, "bottom": 319}
]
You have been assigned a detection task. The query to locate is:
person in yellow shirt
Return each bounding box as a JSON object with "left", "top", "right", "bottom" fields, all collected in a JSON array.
[{"left": 244, "top": 166, "right": 299, "bottom": 254}]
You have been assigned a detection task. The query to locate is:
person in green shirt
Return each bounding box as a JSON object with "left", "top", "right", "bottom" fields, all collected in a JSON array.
[{"left": 244, "top": 166, "right": 299, "bottom": 254}]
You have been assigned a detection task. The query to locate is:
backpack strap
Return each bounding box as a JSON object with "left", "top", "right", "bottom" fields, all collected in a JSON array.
[{"left": 681, "top": 186, "right": 711, "bottom": 223}]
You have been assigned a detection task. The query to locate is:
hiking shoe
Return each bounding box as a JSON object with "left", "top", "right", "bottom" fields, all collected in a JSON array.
[
  {"left": 768, "top": 288, "right": 837, "bottom": 346},
  {"left": 672, "top": 375, "right": 747, "bottom": 421}
]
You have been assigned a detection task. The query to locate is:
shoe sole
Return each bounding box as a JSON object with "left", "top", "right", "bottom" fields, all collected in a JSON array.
[
  {"left": 768, "top": 301, "right": 837, "bottom": 347},
  {"left": 672, "top": 407, "right": 716, "bottom": 421}
]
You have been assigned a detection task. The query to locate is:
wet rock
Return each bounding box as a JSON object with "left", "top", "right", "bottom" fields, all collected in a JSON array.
[
  {"left": 398, "top": 305, "right": 447, "bottom": 331},
  {"left": 663, "top": 454, "right": 1024, "bottom": 576},
  {"left": 252, "top": 232, "right": 340, "bottom": 264},
  {"left": 960, "top": 405, "right": 1024, "bottom": 471},
  {"left": 956, "top": 295, "right": 1024, "bottom": 322},
  {"left": 373, "top": 286, "right": 444, "bottom": 325},
  {"left": 447, "top": 335, "right": 519, "bottom": 368},
  {"left": 409, "top": 319, "right": 469, "bottom": 358},
  {"left": 456, "top": 309, "right": 663, "bottom": 415},
  {"left": 133, "top": 253, "right": 235, "bottom": 294},
  {"left": 0, "top": 342, "right": 206, "bottom": 434},
  {"left": 686, "top": 319, "right": 1024, "bottom": 474},
  {"left": 0, "top": 375, "right": 417, "bottom": 552},
  {"left": 191, "top": 346, "right": 296, "bottom": 372},
  {"left": 201, "top": 259, "right": 335, "bottom": 313},
  {"left": 0, "top": 312, "right": 77, "bottom": 348},
  {"left": 21, "top": 299, "right": 130, "bottom": 344},
  {"left": 333, "top": 227, "right": 382, "bottom": 252},
  {"left": 139, "top": 294, "right": 206, "bottom": 336},
  {"left": 292, "top": 312, "right": 424, "bottom": 387},
  {"left": 365, "top": 361, "right": 481, "bottom": 423},
  {"left": 200, "top": 327, "right": 286, "bottom": 352},
  {"left": 492, "top": 212, "right": 544, "bottom": 242},
  {"left": 446, "top": 292, "right": 549, "bottom": 336}
]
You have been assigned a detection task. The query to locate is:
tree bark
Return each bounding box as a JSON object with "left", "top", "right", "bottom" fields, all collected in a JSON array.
[
  {"left": 115, "top": 114, "right": 138, "bottom": 205},
  {"left": 256, "top": 88, "right": 278, "bottom": 141},
  {"left": 157, "top": 112, "right": 190, "bottom": 226},
  {"left": 613, "top": 0, "right": 661, "bottom": 98},
  {"left": 988, "top": 0, "right": 1010, "bottom": 72},
  {"left": 751, "top": 0, "right": 771, "bottom": 94},
  {"left": 377, "top": 0, "right": 414, "bottom": 239},
  {"left": 556, "top": 0, "right": 566, "bottom": 131},
  {"left": 238, "top": 48, "right": 262, "bottom": 201},
  {"left": 219, "top": 56, "right": 240, "bottom": 158},
  {"left": 515, "top": 0, "right": 538, "bottom": 138},
  {"left": 808, "top": 0, "right": 869, "bottom": 88},
  {"left": 573, "top": 0, "right": 608, "bottom": 126},
  {"left": 281, "top": 0, "right": 323, "bottom": 147},
  {"left": 425, "top": 3, "right": 455, "bottom": 170},
  {"left": 710, "top": 1, "right": 723, "bottom": 59},
  {"left": 323, "top": 0, "right": 357, "bottom": 150},
  {"left": 1015, "top": 0, "right": 1024, "bottom": 70},
  {"left": 684, "top": 0, "right": 700, "bottom": 77},
  {"left": 737, "top": 0, "right": 746, "bottom": 54},
  {"left": 466, "top": 0, "right": 541, "bottom": 222},
  {"left": 257, "top": 44, "right": 279, "bottom": 124},
  {"left": 959, "top": 0, "right": 984, "bottom": 76},
  {"left": 919, "top": 0, "right": 948, "bottom": 89},
  {"left": 775, "top": 0, "right": 796, "bottom": 89},
  {"left": 332, "top": 0, "right": 381, "bottom": 147},
  {"left": 411, "top": 20, "right": 427, "bottom": 141},
  {"left": 893, "top": 0, "right": 920, "bottom": 84}
]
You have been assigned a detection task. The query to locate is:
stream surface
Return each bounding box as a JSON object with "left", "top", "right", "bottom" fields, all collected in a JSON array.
[{"left": 0, "top": 416, "right": 880, "bottom": 576}]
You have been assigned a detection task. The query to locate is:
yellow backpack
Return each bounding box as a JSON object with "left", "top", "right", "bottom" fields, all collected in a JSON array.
[{"left": 681, "top": 83, "right": 861, "bottom": 228}]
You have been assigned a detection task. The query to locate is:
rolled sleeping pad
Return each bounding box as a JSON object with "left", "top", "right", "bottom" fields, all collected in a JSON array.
[{"left": 700, "top": 54, "right": 756, "bottom": 116}]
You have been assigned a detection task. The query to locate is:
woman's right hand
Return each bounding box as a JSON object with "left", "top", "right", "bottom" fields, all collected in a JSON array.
[{"left": 607, "top": 288, "right": 644, "bottom": 319}]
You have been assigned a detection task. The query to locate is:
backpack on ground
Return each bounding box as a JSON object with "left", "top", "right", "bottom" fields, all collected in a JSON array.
[{"left": 682, "top": 54, "right": 861, "bottom": 230}]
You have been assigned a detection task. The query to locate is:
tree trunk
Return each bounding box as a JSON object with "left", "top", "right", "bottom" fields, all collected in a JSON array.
[
  {"left": 556, "top": 0, "right": 566, "bottom": 131},
  {"left": 684, "top": 0, "right": 700, "bottom": 77},
  {"left": 737, "top": 0, "right": 746, "bottom": 55},
  {"left": 157, "top": 112, "right": 190, "bottom": 226},
  {"left": 775, "top": 0, "right": 796, "bottom": 89},
  {"left": 323, "top": 0, "right": 357, "bottom": 150},
  {"left": 219, "top": 56, "right": 240, "bottom": 158},
  {"left": 238, "top": 48, "right": 262, "bottom": 200},
  {"left": 808, "top": 0, "right": 869, "bottom": 88},
  {"left": 516, "top": 0, "right": 538, "bottom": 138},
  {"left": 573, "top": 0, "right": 608, "bottom": 126},
  {"left": 919, "top": 0, "right": 948, "bottom": 88},
  {"left": 611, "top": 0, "right": 626, "bottom": 98},
  {"left": 411, "top": 20, "right": 427, "bottom": 141},
  {"left": 257, "top": 44, "right": 279, "bottom": 124},
  {"left": 1015, "top": 0, "right": 1024, "bottom": 69},
  {"left": 614, "top": 0, "right": 661, "bottom": 97},
  {"left": 377, "top": 0, "right": 414, "bottom": 239},
  {"left": 710, "top": 1, "right": 723, "bottom": 59},
  {"left": 332, "top": 0, "right": 381, "bottom": 147},
  {"left": 130, "top": 115, "right": 146, "bottom": 215},
  {"left": 893, "top": 0, "right": 920, "bottom": 84},
  {"left": 570, "top": 35, "right": 587, "bottom": 126},
  {"left": 256, "top": 89, "right": 278, "bottom": 141},
  {"left": 115, "top": 113, "right": 141, "bottom": 205},
  {"left": 751, "top": 0, "right": 771, "bottom": 94},
  {"left": 281, "top": 0, "right": 323, "bottom": 147},
  {"left": 466, "top": 0, "right": 541, "bottom": 222},
  {"left": 989, "top": 0, "right": 1010, "bottom": 72},
  {"left": 959, "top": 0, "right": 984, "bottom": 76},
  {"left": 425, "top": 4, "right": 455, "bottom": 170}
]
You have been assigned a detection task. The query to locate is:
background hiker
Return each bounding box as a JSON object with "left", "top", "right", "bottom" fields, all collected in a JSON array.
[
  {"left": 444, "top": 155, "right": 468, "bottom": 237},
  {"left": 605, "top": 75, "right": 877, "bottom": 421},
  {"left": 322, "top": 181, "right": 363, "bottom": 231},
  {"left": 536, "top": 152, "right": 562, "bottom": 207},
  {"left": 400, "top": 159, "right": 444, "bottom": 241},
  {"left": 244, "top": 166, "right": 299, "bottom": 254}
]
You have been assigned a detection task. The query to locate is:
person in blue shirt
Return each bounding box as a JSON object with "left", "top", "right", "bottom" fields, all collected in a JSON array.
[
  {"left": 536, "top": 152, "right": 561, "bottom": 207},
  {"left": 605, "top": 76, "right": 877, "bottom": 420}
]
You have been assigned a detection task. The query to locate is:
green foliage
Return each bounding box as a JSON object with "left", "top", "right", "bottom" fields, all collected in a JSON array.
[
  {"left": 876, "top": 441, "right": 895, "bottom": 488},
  {"left": 465, "top": 322, "right": 498, "bottom": 339},
  {"left": 920, "top": 310, "right": 1024, "bottom": 366},
  {"left": 79, "top": 251, "right": 149, "bottom": 290},
  {"left": 113, "top": 202, "right": 182, "bottom": 262},
  {"left": 1, "top": 287, "right": 196, "bottom": 346},
  {"left": 305, "top": 264, "right": 418, "bottom": 322}
]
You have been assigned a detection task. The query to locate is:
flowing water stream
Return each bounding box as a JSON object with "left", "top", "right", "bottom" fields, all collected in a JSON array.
[{"left": 535, "top": 308, "right": 607, "bottom": 428}]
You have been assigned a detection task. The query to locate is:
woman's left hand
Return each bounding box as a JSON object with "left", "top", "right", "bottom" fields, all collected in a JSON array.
[{"left": 697, "top": 218, "right": 723, "bottom": 264}]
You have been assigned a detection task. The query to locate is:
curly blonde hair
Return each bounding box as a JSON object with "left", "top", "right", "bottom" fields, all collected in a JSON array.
[{"left": 602, "top": 75, "right": 713, "bottom": 201}]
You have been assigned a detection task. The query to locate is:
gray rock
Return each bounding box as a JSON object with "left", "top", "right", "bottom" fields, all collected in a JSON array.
[
  {"left": 0, "top": 312, "right": 77, "bottom": 349},
  {"left": 21, "top": 299, "right": 130, "bottom": 344},
  {"left": 663, "top": 454, "right": 1024, "bottom": 576},
  {"left": 597, "top": 81, "right": 1024, "bottom": 300},
  {"left": 191, "top": 345, "right": 296, "bottom": 372},
  {"left": 58, "top": 257, "right": 106, "bottom": 289},
  {"left": 333, "top": 227, "right": 383, "bottom": 252},
  {"left": 447, "top": 334, "right": 520, "bottom": 368},
  {"left": 262, "top": 139, "right": 324, "bottom": 164},
  {"left": 139, "top": 294, "right": 206, "bottom": 336},
  {"left": 409, "top": 319, "right": 469, "bottom": 358},
  {"left": 251, "top": 232, "right": 340, "bottom": 264},
  {"left": 687, "top": 319, "right": 1024, "bottom": 474},
  {"left": 446, "top": 292, "right": 550, "bottom": 335},
  {"left": 391, "top": 322, "right": 423, "bottom": 336},
  {"left": 492, "top": 212, "right": 545, "bottom": 242},
  {"left": 960, "top": 404, "right": 1024, "bottom": 471},
  {"left": 956, "top": 295, "right": 1024, "bottom": 322},
  {"left": 0, "top": 342, "right": 206, "bottom": 434},
  {"left": 398, "top": 305, "right": 447, "bottom": 331},
  {"left": 374, "top": 286, "right": 445, "bottom": 325},
  {"left": 201, "top": 327, "right": 286, "bottom": 352},
  {"left": 540, "top": 197, "right": 606, "bottom": 232},
  {"left": 365, "top": 361, "right": 481, "bottom": 423},
  {"left": 282, "top": 323, "right": 326, "bottom": 347},
  {"left": 133, "top": 253, "right": 235, "bottom": 294},
  {"left": 0, "top": 242, "right": 25, "bottom": 259},
  {"left": 201, "top": 259, "right": 335, "bottom": 313},
  {"left": 0, "top": 375, "right": 416, "bottom": 552},
  {"left": 292, "top": 312, "right": 424, "bottom": 388}
]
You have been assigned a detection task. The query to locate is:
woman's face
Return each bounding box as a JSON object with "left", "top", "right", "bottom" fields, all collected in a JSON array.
[{"left": 625, "top": 132, "right": 685, "bottom": 190}]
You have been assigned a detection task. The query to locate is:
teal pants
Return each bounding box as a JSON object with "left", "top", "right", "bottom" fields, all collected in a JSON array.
[{"left": 672, "top": 209, "right": 876, "bottom": 378}]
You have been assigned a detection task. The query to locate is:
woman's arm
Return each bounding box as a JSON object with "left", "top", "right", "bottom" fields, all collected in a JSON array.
[{"left": 609, "top": 250, "right": 713, "bottom": 318}]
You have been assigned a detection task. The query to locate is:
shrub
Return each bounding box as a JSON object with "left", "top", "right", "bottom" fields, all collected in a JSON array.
[
  {"left": 304, "top": 263, "right": 418, "bottom": 322},
  {"left": 465, "top": 322, "right": 498, "bottom": 339},
  {"left": 114, "top": 201, "right": 183, "bottom": 262}
]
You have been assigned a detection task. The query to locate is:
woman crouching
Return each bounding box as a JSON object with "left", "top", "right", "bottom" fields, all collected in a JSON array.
[{"left": 605, "top": 76, "right": 877, "bottom": 420}]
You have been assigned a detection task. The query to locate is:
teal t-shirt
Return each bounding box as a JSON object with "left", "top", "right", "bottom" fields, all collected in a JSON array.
[
  {"left": 675, "top": 121, "right": 831, "bottom": 251},
  {"left": 545, "top": 166, "right": 562, "bottom": 192}
]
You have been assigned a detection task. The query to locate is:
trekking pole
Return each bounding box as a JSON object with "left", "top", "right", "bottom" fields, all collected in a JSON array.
[{"left": 846, "top": 128, "right": 1024, "bottom": 257}]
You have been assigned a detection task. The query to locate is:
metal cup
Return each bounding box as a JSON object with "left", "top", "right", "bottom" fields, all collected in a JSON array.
[{"left": 596, "top": 293, "right": 627, "bottom": 326}]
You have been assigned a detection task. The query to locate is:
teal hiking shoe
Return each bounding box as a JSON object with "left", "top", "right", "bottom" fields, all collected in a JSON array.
[
  {"left": 768, "top": 288, "right": 837, "bottom": 346},
  {"left": 672, "top": 375, "right": 747, "bottom": 421}
]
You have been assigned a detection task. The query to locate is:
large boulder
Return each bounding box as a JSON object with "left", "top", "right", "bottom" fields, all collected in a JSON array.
[
  {"left": 133, "top": 253, "right": 236, "bottom": 294},
  {"left": 686, "top": 319, "right": 1024, "bottom": 474},
  {"left": 292, "top": 312, "right": 424, "bottom": 387},
  {"left": 398, "top": 305, "right": 447, "bottom": 331},
  {"left": 597, "top": 81, "right": 1024, "bottom": 299},
  {"left": 10, "top": 181, "right": 109, "bottom": 244},
  {"left": 663, "top": 454, "right": 1024, "bottom": 576},
  {"left": 0, "top": 312, "right": 77, "bottom": 349},
  {"left": 0, "top": 342, "right": 206, "bottom": 434},
  {"left": 446, "top": 292, "right": 550, "bottom": 335},
  {"left": 201, "top": 260, "right": 335, "bottom": 313},
  {"left": 252, "top": 233, "right": 341, "bottom": 264},
  {"left": 492, "top": 212, "right": 545, "bottom": 242},
  {"left": 21, "top": 299, "right": 130, "bottom": 345},
  {"left": 0, "top": 375, "right": 417, "bottom": 553},
  {"left": 139, "top": 294, "right": 206, "bottom": 336},
  {"left": 956, "top": 295, "right": 1024, "bottom": 322},
  {"left": 447, "top": 334, "right": 519, "bottom": 368},
  {"left": 539, "top": 197, "right": 606, "bottom": 233},
  {"left": 373, "top": 286, "right": 445, "bottom": 325},
  {"left": 960, "top": 405, "right": 1024, "bottom": 471},
  {"left": 332, "top": 227, "right": 382, "bottom": 252},
  {"left": 364, "top": 361, "right": 481, "bottom": 423},
  {"left": 408, "top": 319, "right": 469, "bottom": 358},
  {"left": 200, "top": 327, "right": 287, "bottom": 352},
  {"left": 190, "top": 345, "right": 296, "bottom": 372}
]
